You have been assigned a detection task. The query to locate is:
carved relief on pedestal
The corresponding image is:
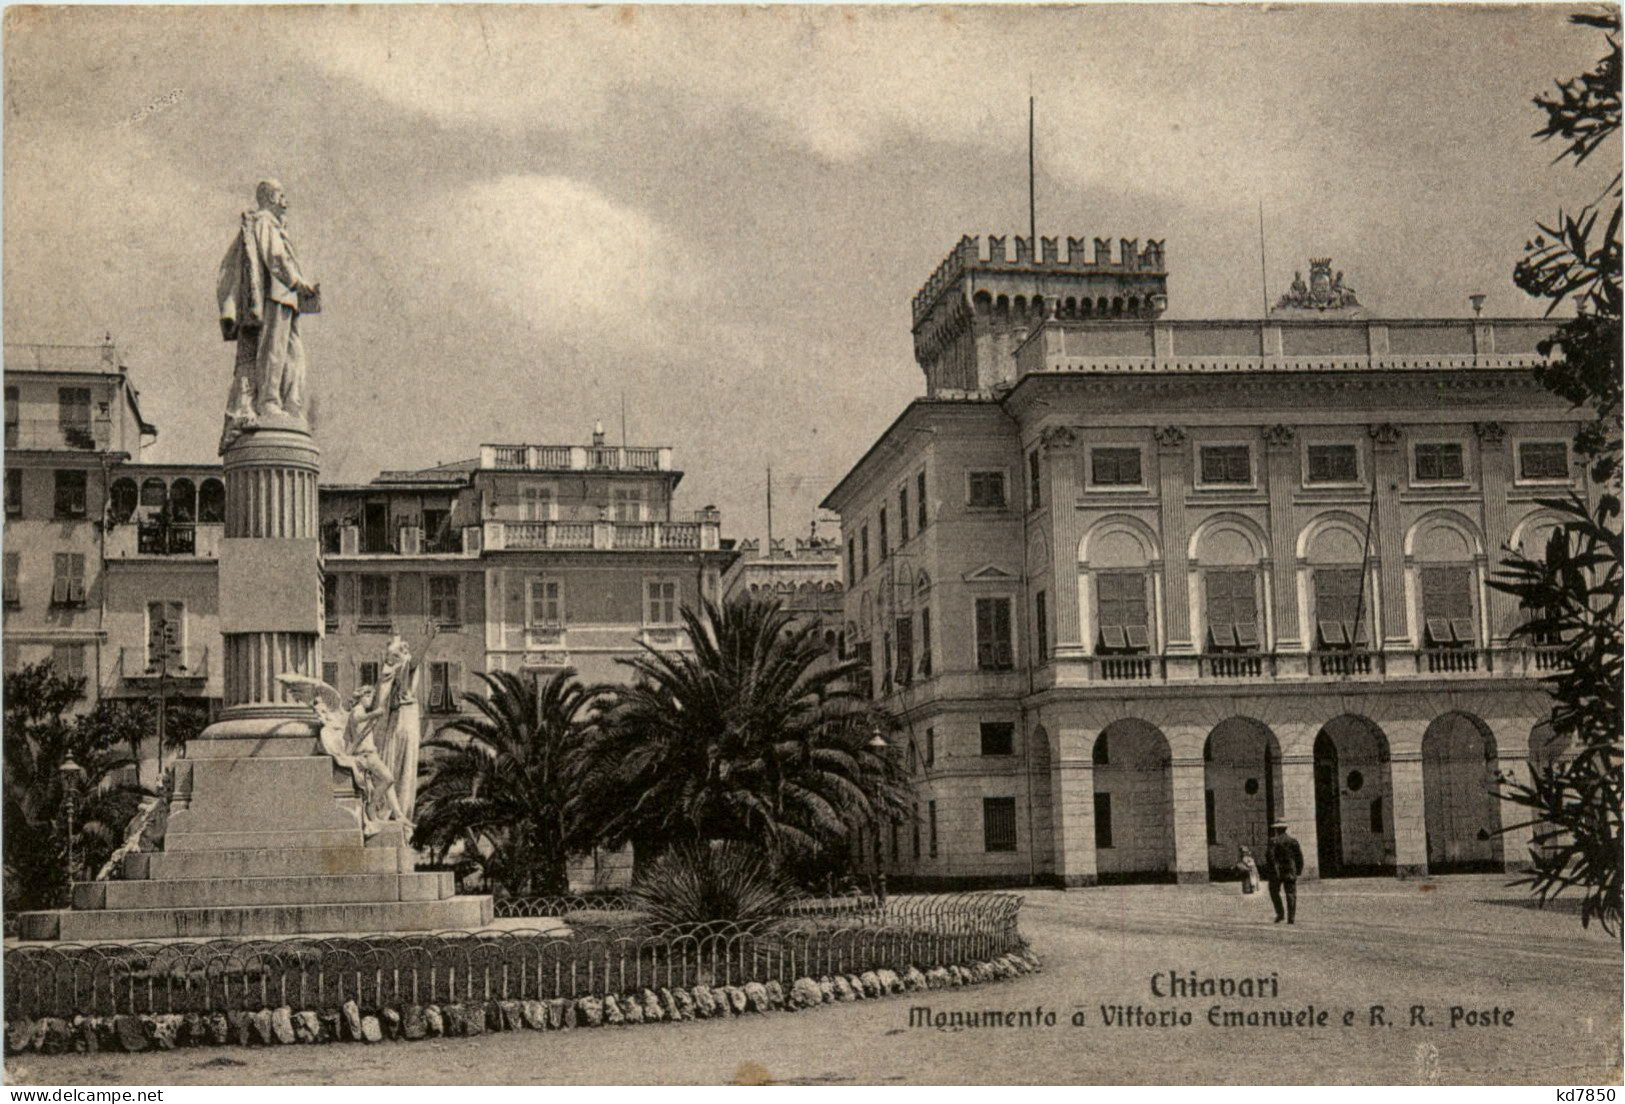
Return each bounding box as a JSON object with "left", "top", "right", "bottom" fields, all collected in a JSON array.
[
  {"left": 1474, "top": 421, "right": 1507, "bottom": 444},
  {"left": 1040, "top": 425, "right": 1079, "bottom": 452}
]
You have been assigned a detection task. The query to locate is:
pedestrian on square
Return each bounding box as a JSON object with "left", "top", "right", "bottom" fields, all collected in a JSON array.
[
  {"left": 1236, "top": 845, "right": 1261, "bottom": 895},
  {"left": 1265, "top": 820, "right": 1304, "bottom": 924}
]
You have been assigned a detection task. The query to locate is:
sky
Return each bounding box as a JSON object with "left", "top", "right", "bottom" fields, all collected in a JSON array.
[{"left": 3, "top": 4, "right": 1616, "bottom": 543}]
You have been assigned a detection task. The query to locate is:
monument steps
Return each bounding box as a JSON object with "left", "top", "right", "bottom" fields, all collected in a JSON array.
[
  {"left": 18, "top": 895, "right": 495, "bottom": 941},
  {"left": 73, "top": 871, "right": 456, "bottom": 911},
  {"left": 163, "top": 828, "right": 368, "bottom": 852},
  {"left": 127, "top": 845, "right": 409, "bottom": 881}
]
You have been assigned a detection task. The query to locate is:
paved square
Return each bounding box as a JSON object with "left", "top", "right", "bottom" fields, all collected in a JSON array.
[{"left": 8, "top": 875, "right": 1619, "bottom": 1084}]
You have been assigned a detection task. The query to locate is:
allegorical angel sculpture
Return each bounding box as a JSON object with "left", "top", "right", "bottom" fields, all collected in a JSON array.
[{"left": 279, "top": 626, "right": 435, "bottom": 832}]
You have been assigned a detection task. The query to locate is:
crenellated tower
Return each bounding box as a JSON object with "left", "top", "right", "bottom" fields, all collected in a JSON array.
[{"left": 911, "top": 234, "right": 1168, "bottom": 394}]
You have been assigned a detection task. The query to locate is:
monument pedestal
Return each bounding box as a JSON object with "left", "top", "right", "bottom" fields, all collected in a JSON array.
[{"left": 16, "top": 423, "right": 491, "bottom": 941}]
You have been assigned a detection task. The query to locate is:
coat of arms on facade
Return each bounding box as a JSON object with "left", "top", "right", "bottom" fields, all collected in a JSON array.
[{"left": 1272, "top": 257, "right": 1364, "bottom": 317}]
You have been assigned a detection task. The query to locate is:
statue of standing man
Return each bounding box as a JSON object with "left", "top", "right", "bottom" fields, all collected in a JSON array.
[{"left": 215, "top": 179, "right": 321, "bottom": 452}]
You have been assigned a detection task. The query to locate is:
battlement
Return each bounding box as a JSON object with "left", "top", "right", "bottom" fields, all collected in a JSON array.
[{"left": 912, "top": 234, "right": 1168, "bottom": 323}]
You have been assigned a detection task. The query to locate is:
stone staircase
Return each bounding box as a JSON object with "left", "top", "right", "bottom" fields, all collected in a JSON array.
[{"left": 15, "top": 750, "right": 494, "bottom": 942}]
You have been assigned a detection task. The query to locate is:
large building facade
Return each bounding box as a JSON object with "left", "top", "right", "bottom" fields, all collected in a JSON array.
[
  {"left": 825, "top": 236, "right": 1584, "bottom": 887},
  {"left": 4, "top": 343, "right": 158, "bottom": 703}
]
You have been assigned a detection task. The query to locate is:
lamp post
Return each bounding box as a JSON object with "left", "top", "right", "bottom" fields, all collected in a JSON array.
[
  {"left": 59, "top": 754, "right": 84, "bottom": 893},
  {"left": 867, "top": 729, "right": 890, "bottom": 906}
]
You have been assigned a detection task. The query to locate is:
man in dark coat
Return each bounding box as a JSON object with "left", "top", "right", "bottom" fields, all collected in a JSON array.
[{"left": 1265, "top": 819, "right": 1304, "bottom": 924}]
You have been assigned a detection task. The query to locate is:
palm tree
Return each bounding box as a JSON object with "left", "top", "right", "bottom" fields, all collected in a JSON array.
[
  {"left": 412, "top": 667, "right": 602, "bottom": 897},
  {"left": 577, "top": 595, "right": 910, "bottom": 869}
]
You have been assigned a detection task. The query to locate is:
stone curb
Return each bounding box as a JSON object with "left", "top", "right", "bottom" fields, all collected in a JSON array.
[{"left": 5, "top": 949, "right": 1041, "bottom": 1055}]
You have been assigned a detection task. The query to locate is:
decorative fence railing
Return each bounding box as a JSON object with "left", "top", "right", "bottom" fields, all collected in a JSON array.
[{"left": 4, "top": 894, "right": 1024, "bottom": 1023}]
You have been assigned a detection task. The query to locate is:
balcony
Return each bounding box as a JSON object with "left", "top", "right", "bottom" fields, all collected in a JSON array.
[
  {"left": 106, "top": 523, "right": 223, "bottom": 560},
  {"left": 483, "top": 515, "right": 719, "bottom": 552},
  {"left": 1199, "top": 652, "right": 1277, "bottom": 679},
  {"left": 326, "top": 524, "right": 480, "bottom": 558},
  {"left": 5, "top": 419, "right": 111, "bottom": 452},
  {"left": 1053, "top": 644, "right": 1558, "bottom": 687},
  {"left": 479, "top": 443, "right": 673, "bottom": 472},
  {"left": 118, "top": 646, "right": 209, "bottom": 685}
]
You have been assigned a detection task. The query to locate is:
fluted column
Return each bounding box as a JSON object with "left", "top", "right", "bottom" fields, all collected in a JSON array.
[{"left": 215, "top": 427, "right": 323, "bottom": 722}]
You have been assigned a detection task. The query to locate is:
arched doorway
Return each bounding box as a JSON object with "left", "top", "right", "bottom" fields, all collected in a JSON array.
[
  {"left": 1422, "top": 712, "right": 1504, "bottom": 872},
  {"left": 1092, "top": 719, "right": 1175, "bottom": 883},
  {"left": 1313, "top": 716, "right": 1396, "bottom": 876},
  {"left": 1204, "top": 718, "right": 1282, "bottom": 876}
]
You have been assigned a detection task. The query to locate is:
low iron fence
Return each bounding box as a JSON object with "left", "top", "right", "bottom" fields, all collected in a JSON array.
[{"left": 4, "top": 894, "right": 1023, "bottom": 1023}]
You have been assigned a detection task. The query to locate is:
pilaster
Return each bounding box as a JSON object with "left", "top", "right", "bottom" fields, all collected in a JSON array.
[
  {"left": 1155, "top": 426, "right": 1194, "bottom": 653},
  {"left": 1263, "top": 424, "right": 1301, "bottom": 650},
  {"left": 1170, "top": 757, "right": 1209, "bottom": 883},
  {"left": 1388, "top": 752, "right": 1429, "bottom": 877},
  {"left": 1043, "top": 427, "right": 1084, "bottom": 651},
  {"left": 1279, "top": 755, "right": 1320, "bottom": 881},
  {"left": 1476, "top": 421, "right": 1515, "bottom": 641},
  {"left": 1049, "top": 741, "right": 1098, "bottom": 887},
  {"left": 1369, "top": 424, "right": 1410, "bottom": 647}
]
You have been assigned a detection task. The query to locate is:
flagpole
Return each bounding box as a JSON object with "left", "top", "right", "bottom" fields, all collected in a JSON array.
[
  {"left": 1258, "top": 200, "right": 1269, "bottom": 318},
  {"left": 1028, "top": 93, "right": 1037, "bottom": 251}
]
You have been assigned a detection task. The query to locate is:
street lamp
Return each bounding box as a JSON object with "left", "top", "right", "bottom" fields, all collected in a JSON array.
[{"left": 59, "top": 754, "right": 84, "bottom": 891}]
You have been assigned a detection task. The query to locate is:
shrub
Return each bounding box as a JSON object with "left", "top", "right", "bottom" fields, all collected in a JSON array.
[{"left": 628, "top": 841, "right": 797, "bottom": 929}]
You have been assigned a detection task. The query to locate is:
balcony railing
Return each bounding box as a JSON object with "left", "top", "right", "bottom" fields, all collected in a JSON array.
[
  {"left": 5, "top": 419, "right": 111, "bottom": 452},
  {"left": 1310, "top": 650, "right": 1384, "bottom": 677},
  {"left": 1200, "top": 652, "right": 1276, "bottom": 679},
  {"left": 1418, "top": 646, "right": 1487, "bottom": 674},
  {"left": 479, "top": 443, "right": 673, "bottom": 472},
  {"left": 484, "top": 517, "right": 717, "bottom": 552},
  {"left": 1098, "top": 654, "right": 1161, "bottom": 681},
  {"left": 1529, "top": 644, "right": 1568, "bottom": 672},
  {"left": 107, "top": 523, "right": 223, "bottom": 560}
]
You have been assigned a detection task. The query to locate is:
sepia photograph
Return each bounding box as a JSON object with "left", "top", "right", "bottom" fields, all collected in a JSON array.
[{"left": 1, "top": 1, "right": 1620, "bottom": 1090}]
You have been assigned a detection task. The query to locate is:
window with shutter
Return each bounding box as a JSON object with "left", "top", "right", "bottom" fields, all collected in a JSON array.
[
  {"left": 358, "top": 576, "right": 393, "bottom": 630},
  {"left": 1205, "top": 570, "right": 1258, "bottom": 651},
  {"left": 1091, "top": 447, "right": 1143, "bottom": 487},
  {"left": 1421, "top": 566, "right": 1475, "bottom": 646},
  {"left": 52, "top": 553, "right": 86, "bottom": 606},
  {"left": 980, "top": 722, "right": 1014, "bottom": 756},
  {"left": 645, "top": 579, "right": 678, "bottom": 626},
  {"left": 1199, "top": 445, "right": 1252, "bottom": 485},
  {"left": 324, "top": 574, "right": 340, "bottom": 631},
  {"left": 612, "top": 487, "right": 642, "bottom": 522},
  {"left": 429, "top": 660, "right": 462, "bottom": 713},
  {"left": 975, "top": 597, "right": 1014, "bottom": 670},
  {"left": 928, "top": 800, "right": 938, "bottom": 857},
  {"left": 1414, "top": 442, "right": 1466, "bottom": 482},
  {"left": 1035, "top": 590, "right": 1048, "bottom": 663},
  {"left": 1314, "top": 568, "right": 1368, "bottom": 648},
  {"left": 878, "top": 508, "right": 888, "bottom": 561},
  {"left": 3, "top": 551, "right": 18, "bottom": 606},
  {"left": 982, "top": 797, "right": 1018, "bottom": 852},
  {"left": 51, "top": 643, "right": 84, "bottom": 681},
  {"left": 54, "top": 470, "right": 87, "bottom": 519},
  {"left": 894, "top": 617, "right": 913, "bottom": 684},
  {"left": 1028, "top": 450, "right": 1042, "bottom": 510},
  {"left": 428, "top": 575, "right": 461, "bottom": 626},
  {"left": 1096, "top": 573, "right": 1150, "bottom": 653},
  {"left": 5, "top": 469, "right": 20, "bottom": 517},
  {"left": 860, "top": 526, "right": 870, "bottom": 577},
  {"left": 916, "top": 470, "right": 928, "bottom": 531},
  {"left": 359, "top": 661, "right": 380, "bottom": 689},
  {"left": 912, "top": 804, "right": 921, "bottom": 859},
  {"left": 1306, "top": 444, "right": 1360, "bottom": 484},
  {"left": 58, "top": 387, "right": 92, "bottom": 448},
  {"left": 918, "top": 605, "right": 932, "bottom": 677},
  {"left": 967, "top": 471, "right": 1006, "bottom": 508},
  {"left": 1517, "top": 441, "right": 1569, "bottom": 481},
  {"left": 898, "top": 487, "right": 909, "bottom": 544},
  {"left": 527, "top": 578, "right": 564, "bottom": 628}
]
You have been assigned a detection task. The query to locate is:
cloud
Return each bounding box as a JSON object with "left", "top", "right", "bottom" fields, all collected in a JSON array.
[{"left": 395, "top": 173, "right": 696, "bottom": 344}]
